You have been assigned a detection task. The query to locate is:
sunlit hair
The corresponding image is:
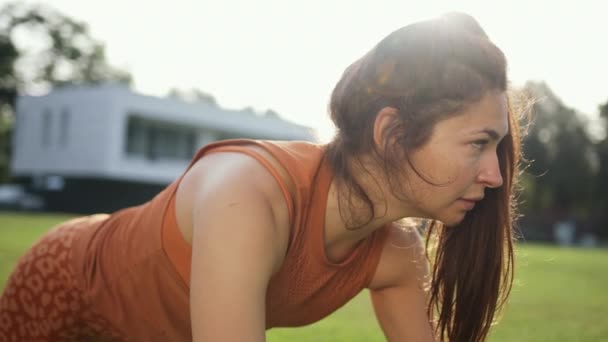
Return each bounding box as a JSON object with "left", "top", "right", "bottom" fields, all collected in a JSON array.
[{"left": 326, "top": 12, "right": 523, "bottom": 342}]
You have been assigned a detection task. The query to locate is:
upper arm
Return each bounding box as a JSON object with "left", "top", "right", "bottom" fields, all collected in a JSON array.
[
  {"left": 186, "top": 152, "right": 290, "bottom": 341},
  {"left": 368, "top": 224, "right": 435, "bottom": 341}
]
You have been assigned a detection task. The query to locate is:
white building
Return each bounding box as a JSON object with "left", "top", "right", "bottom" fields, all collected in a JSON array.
[{"left": 11, "top": 83, "right": 316, "bottom": 213}]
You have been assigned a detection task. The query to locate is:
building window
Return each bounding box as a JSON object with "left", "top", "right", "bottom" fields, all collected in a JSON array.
[
  {"left": 125, "top": 115, "right": 197, "bottom": 161},
  {"left": 59, "top": 107, "right": 70, "bottom": 147},
  {"left": 126, "top": 116, "right": 147, "bottom": 156},
  {"left": 41, "top": 108, "right": 52, "bottom": 148}
]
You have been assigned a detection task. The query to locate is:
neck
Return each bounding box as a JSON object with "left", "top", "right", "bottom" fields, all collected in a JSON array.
[{"left": 323, "top": 155, "right": 419, "bottom": 254}]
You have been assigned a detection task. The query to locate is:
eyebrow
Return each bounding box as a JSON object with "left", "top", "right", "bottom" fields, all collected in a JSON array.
[{"left": 476, "top": 129, "right": 507, "bottom": 141}]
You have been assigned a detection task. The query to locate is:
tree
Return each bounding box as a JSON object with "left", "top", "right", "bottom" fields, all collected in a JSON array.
[
  {"left": 167, "top": 88, "right": 217, "bottom": 106},
  {"left": 0, "top": 3, "right": 131, "bottom": 89},
  {"left": 264, "top": 109, "right": 280, "bottom": 118},
  {"left": 0, "top": 2, "right": 131, "bottom": 183},
  {"left": 520, "top": 82, "right": 596, "bottom": 215},
  {"left": 0, "top": 33, "right": 18, "bottom": 182},
  {"left": 594, "top": 99, "right": 608, "bottom": 212},
  {"left": 601, "top": 102, "right": 608, "bottom": 119}
]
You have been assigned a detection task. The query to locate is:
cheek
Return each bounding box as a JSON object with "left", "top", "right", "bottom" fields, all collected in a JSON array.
[
  {"left": 451, "top": 159, "right": 481, "bottom": 187},
  {"left": 463, "top": 155, "right": 483, "bottom": 177},
  {"left": 415, "top": 151, "right": 465, "bottom": 185}
]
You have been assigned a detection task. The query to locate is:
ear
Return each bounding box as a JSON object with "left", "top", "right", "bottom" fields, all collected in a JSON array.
[{"left": 373, "top": 106, "right": 400, "bottom": 153}]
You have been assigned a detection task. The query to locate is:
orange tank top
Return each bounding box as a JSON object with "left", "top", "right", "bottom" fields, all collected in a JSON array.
[{"left": 71, "top": 139, "right": 389, "bottom": 341}]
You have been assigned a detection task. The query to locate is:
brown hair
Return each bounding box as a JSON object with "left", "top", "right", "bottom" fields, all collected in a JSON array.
[{"left": 326, "top": 12, "right": 521, "bottom": 342}]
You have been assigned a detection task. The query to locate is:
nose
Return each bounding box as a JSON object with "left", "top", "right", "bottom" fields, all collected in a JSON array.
[{"left": 477, "top": 152, "right": 503, "bottom": 188}]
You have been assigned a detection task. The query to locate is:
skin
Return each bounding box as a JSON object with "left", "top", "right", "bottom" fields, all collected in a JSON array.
[
  {"left": 372, "top": 89, "right": 507, "bottom": 227},
  {"left": 175, "top": 90, "right": 509, "bottom": 341}
]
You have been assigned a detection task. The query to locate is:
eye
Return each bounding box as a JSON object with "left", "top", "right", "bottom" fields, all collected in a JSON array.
[{"left": 471, "top": 139, "right": 489, "bottom": 150}]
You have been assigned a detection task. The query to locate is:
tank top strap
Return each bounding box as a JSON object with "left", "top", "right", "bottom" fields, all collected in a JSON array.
[{"left": 161, "top": 139, "right": 326, "bottom": 287}]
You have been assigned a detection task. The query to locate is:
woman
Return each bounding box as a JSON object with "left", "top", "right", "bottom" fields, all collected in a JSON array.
[{"left": 0, "top": 12, "right": 522, "bottom": 342}]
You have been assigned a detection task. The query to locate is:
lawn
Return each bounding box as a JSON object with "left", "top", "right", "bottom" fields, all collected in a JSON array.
[{"left": 1, "top": 211, "right": 607, "bottom": 341}]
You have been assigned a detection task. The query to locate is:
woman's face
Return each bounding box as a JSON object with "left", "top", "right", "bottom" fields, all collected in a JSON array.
[{"left": 401, "top": 90, "right": 509, "bottom": 226}]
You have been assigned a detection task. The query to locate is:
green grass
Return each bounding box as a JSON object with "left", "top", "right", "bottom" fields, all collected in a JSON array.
[
  {"left": 0, "top": 211, "right": 76, "bottom": 288},
  {"left": 1, "top": 211, "right": 607, "bottom": 341}
]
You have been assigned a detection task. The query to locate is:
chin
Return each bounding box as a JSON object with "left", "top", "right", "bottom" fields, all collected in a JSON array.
[{"left": 436, "top": 212, "right": 468, "bottom": 228}]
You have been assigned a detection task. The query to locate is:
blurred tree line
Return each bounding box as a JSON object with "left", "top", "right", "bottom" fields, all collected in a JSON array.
[
  {"left": 0, "top": 3, "right": 607, "bottom": 237},
  {"left": 520, "top": 82, "right": 608, "bottom": 238},
  {"left": 0, "top": 2, "right": 131, "bottom": 182}
]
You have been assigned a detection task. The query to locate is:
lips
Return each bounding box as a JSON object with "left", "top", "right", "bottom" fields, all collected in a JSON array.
[
  {"left": 462, "top": 196, "right": 484, "bottom": 202},
  {"left": 458, "top": 198, "right": 481, "bottom": 210}
]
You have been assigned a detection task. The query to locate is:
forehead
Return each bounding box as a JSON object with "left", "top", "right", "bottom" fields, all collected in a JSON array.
[{"left": 435, "top": 91, "right": 509, "bottom": 138}]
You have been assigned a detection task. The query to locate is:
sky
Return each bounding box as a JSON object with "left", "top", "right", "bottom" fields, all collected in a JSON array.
[{"left": 4, "top": 0, "right": 608, "bottom": 141}]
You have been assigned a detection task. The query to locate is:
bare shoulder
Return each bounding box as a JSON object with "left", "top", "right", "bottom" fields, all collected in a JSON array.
[
  {"left": 184, "top": 150, "right": 295, "bottom": 339},
  {"left": 369, "top": 222, "right": 430, "bottom": 291},
  {"left": 186, "top": 149, "right": 291, "bottom": 200},
  {"left": 175, "top": 149, "right": 293, "bottom": 249}
]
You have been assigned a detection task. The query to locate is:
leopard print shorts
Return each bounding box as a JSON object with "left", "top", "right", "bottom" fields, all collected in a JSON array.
[{"left": 0, "top": 217, "right": 125, "bottom": 341}]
